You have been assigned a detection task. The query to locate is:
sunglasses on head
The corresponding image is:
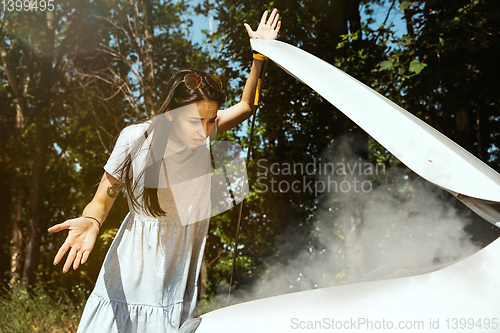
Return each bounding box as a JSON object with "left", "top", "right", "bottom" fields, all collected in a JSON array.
[{"left": 182, "top": 73, "right": 222, "bottom": 91}]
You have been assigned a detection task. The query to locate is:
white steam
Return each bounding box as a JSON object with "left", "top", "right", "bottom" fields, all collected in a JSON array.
[{"left": 207, "top": 142, "right": 482, "bottom": 309}]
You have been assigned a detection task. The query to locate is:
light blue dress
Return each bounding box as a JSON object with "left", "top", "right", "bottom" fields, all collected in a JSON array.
[{"left": 77, "top": 119, "right": 217, "bottom": 333}]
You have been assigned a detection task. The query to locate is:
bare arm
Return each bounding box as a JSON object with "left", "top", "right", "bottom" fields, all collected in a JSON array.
[
  {"left": 216, "top": 8, "right": 281, "bottom": 133},
  {"left": 48, "top": 171, "right": 122, "bottom": 273},
  {"left": 216, "top": 59, "right": 266, "bottom": 133},
  {"left": 82, "top": 171, "right": 123, "bottom": 225}
]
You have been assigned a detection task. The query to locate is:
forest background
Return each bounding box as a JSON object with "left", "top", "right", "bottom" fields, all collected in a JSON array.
[{"left": 1, "top": 0, "right": 499, "bottom": 331}]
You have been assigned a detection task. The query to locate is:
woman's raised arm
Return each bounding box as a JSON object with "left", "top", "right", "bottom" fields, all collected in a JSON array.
[{"left": 216, "top": 8, "right": 281, "bottom": 133}]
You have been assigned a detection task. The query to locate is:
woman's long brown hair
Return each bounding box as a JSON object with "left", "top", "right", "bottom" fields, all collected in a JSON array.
[{"left": 111, "top": 69, "right": 226, "bottom": 217}]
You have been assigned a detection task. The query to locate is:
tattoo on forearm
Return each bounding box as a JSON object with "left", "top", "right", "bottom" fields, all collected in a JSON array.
[{"left": 107, "top": 182, "right": 123, "bottom": 198}]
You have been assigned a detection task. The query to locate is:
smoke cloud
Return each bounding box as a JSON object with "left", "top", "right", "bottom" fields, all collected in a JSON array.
[{"left": 207, "top": 136, "right": 490, "bottom": 310}]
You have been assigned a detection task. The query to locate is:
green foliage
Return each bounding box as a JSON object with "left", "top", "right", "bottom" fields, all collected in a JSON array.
[
  {"left": 99, "top": 228, "right": 119, "bottom": 247},
  {"left": 408, "top": 59, "right": 427, "bottom": 74},
  {"left": 399, "top": 1, "right": 412, "bottom": 12},
  {"left": 0, "top": 281, "right": 89, "bottom": 332},
  {"left": 389, "top": 0, "right": 500, "bottom": 163}
]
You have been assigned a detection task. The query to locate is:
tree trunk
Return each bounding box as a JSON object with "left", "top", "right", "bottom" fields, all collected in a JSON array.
[
  {"left": 1, "top": 25, "right": 27, "bottom": 286},
  {"left": 142, "top": 0, "right": 157, "bottom": 117},
  {"left": 23, "top": 11, "right": 54, "bottom": 286},
  {"left": 329, "top": 0, "right": 365, "bottom": 284},
  {"left": 475, "top": 110, "right": 483, "bottom": 161},
  {"left": 347, "top": 0, "right": 362, "bottom": 45},
  {"left": 330, "top": 0, "right": 349, "bottom": 59},
  {"left": 400, "top": 0, "right": 415, "bottom": 38},
  {"left": 9, "top": 179, "right": 23, "bottom": 284},
  {"left": 454, "top": 108, "right": 474, "bottom": 157},
  {"left": 198, "top": 255, "right": 208, "bottom": 304},
  {"left": 23, "top": 115, "right": 47, "bottom": 286},
  {"left": 342, "top": 193, "right": 365, "bottom": 283},
  {"left": 337, "top": 113, "right": 366, "bottom": 284}
]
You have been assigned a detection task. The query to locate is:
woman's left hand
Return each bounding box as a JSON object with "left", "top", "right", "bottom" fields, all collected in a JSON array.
[{"left": 244, "top": 8, "right": 281, "bottom": 40}]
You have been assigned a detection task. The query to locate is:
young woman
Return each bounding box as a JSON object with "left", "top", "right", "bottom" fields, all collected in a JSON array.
[{"left": 47, "top": 8, "right": 281, "bottom": 333}]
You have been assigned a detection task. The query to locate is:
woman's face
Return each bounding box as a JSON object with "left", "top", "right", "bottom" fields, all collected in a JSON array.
[{"left": 167, "top": 100, "right": 218, "bottom": 149}]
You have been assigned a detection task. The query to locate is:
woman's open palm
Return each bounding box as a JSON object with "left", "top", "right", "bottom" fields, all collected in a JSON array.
[
  {"left": 244, "top": 8, "right": 281, "bottom": 40},
  {"left": 48, "top": 217, "right": 99, "bottom": 273}
]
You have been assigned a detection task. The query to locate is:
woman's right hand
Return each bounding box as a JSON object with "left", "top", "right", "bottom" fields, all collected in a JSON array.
[
  {"left": 47, "top": 217, "right": 100, "bottom": 273},
  {"left": 244, "top": 8, "right": 281, "bottom": 41}
]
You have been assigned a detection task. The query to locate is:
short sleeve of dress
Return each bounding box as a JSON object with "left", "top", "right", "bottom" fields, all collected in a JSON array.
[{"left": 104, "top": 126, "right": 133, "bottom": 181}]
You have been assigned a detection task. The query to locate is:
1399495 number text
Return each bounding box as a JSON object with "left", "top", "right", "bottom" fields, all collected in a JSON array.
[{"left": 2, "top": 0, "right": 55, "bottom": 12}]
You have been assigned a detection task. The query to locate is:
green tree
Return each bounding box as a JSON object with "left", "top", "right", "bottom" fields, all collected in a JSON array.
[{"left": 0, "top": 0, "right": 217, "bottom": 290}]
